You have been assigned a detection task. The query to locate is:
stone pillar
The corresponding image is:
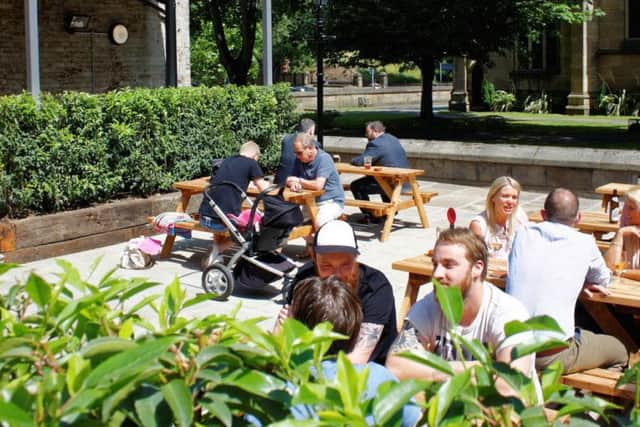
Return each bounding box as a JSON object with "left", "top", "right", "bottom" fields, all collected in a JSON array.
[
  {"left": 176, "top": 0, "right": 191, "bottom": 87},
  {"left": 355, "top": 73, "right": 363, "bottom": 87},
  {"left": 449, "top": 56, "right": 469, "bottom": 112},
  {"left": 380, "top": 72, "right": 388, "bottom": 88},
  {"left": 566, "top": 1, "right": 597, "bottom": 115}
]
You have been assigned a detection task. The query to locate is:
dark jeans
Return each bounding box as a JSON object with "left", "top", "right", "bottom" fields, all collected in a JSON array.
[{"left": 350, "top": 176, "right": 389, "bottom": 214}]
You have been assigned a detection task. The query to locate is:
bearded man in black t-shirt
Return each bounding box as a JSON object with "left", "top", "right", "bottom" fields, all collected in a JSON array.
[{"left": 274, "top": 220, "right": 398, "bottom": 365}]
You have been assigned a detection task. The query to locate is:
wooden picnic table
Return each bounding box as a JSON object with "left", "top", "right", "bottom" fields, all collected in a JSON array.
[
  {"left": 392, "top": 253, "right": 640, "bottom": 349},
  {"left": 595, "top": 182, "right": 636, "bottom": 212},
  {"left": 158, "top": 177, "right": 323, "bottom": 258},
  {"left": 528, "top": 210, "right": 618, "bottom": 241},
  {"left": 335, "top": 162, "right": 436, "bottom": 242}
]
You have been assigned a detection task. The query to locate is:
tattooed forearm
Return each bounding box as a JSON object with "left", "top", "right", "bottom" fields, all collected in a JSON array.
[
  {"left": 355, "top": 323, "right": 383, "bottom": 351},
  {"left": 389, "top": 320, "right": 423, "bottom": 353}
]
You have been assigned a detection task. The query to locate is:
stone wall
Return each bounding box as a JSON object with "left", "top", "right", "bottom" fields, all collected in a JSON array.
[
  {"left": 0, "top": 0, "right": 190, "bottom": 95},
  {"left": 292, "top": 85, "right": 451, "bottom": 111},
  {"left": 325, "top": 136, "right": 640, "bottom": 191}
]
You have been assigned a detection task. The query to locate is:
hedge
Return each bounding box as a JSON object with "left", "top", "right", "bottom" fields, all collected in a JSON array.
[{"left": 0, "top": 85, "right": 298, "bottom": 219}]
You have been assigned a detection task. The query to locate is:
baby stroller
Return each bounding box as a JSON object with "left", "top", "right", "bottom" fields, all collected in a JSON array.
[{"left": 201, "top": 182, "right": 304, "bottom": 301}]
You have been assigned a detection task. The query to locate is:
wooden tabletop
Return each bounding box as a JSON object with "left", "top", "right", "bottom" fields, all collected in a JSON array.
[
  {"left": 392, "top": 253, "right": 508, "bottom": 287},
  {"left": 528, "top": 211, "right": 619, "bottom": 234},
  {"left": 173, "top": 177, "right": 324, "bottom": 200},
  {"left": 335, "top": 162, "right": 425, "bottom": 177},
  {"left": 595, "top": 183, "right": 636, "bottom": 197},
  {"left": 392, "top": 253, "right": 640, "bottom": 309}
]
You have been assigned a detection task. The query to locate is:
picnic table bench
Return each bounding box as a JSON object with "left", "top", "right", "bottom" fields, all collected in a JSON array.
[
  {"left": 560, "top": 368, "right": 634, "bottom": 400},
  {"left": 152, "top": 177, "right": 321, "bottom": 258},
  {"left": 336, "top": 162, "right": 437, "bottom": 241}
]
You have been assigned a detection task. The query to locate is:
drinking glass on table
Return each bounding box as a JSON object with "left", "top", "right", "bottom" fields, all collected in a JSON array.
[
  {"left": 364, "top": 156, "right": 372, "bottom": 169},
  {"left": 614, "top": 261, "right": 627, "bottom": 279}
]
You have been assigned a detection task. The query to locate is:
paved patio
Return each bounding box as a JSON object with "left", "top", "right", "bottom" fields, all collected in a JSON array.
[{"left": 0, "top": 179, "right": 605, "bottom": 330}]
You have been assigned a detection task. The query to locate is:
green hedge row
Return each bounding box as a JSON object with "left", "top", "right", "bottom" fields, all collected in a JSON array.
[{"left": 0, "top": 85, "right": 298, "bottom": 218}]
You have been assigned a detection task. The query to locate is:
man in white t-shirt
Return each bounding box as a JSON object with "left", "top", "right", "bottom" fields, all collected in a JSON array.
[{"left": 386, "top": 228, "right": 538, "bottom": 399}]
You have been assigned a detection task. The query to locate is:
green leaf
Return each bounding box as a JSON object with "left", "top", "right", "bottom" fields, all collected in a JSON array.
[
  {"left": 511, "top": 337, "right": 568, "bottom": 360},
  {"left": 161, "top": 379, "right": 193, "bottom": 427},
  {"left": 66, "top": 354, "right": 91, "bottom": 395},
  {"left": 82, "top": 336, "right": 177, "bottom": 389},
  {"left": 0, "top": 399, "right": 36, "bottom": 427},
  {"left": 541, "top": 361, "right": 565, "bottom": 400},
  {"left": 433, "top": 281, "right": 462, "bottom": 326},
  {"left": 0, "top": 263, "right": 20, "bottom": 275},
  {"left": 24, "top": 273, "right": 51, "bottom": 308},
  {"left": 55, "top": 259, "right": 87, "bottom": 291},
  {"left": 0, "top": 338, "right": 35, "bottom": 360},
  {"left": 81, "top": 337, "right": 137, "bottom": 359},
  {"left": 373, "top": 379, "right": 427, "bottom": 426},
  {"left": 395, "top": 350, "right": 455, "bottom": 376},
  {"left": 428, "top": 370, "right": 471, "bottom": 426},
  {"left": 225, "top": 369, "right": 287, "bottom": 398},
  {"left": 504, "top": 315, "right": 564, "bottom": 336},
  {"left": 133, "top": 386, "right": 172, "bottom": 427},
  {"left": 118, "top": 318, "right": 134, "bottom": 339},
  {"left": 182, "top": 293, "right": 215, "bottom": 309},
  {"left": 519, "top": 406, "right": 549, "bottom": 427},
  {"left": 200, "top": 398, "right": 232, "bottom": 427}
]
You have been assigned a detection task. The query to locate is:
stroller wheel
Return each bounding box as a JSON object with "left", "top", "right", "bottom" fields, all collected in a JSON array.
[{"left": 201, "top": 263, "right": 234, "bottom": 300}]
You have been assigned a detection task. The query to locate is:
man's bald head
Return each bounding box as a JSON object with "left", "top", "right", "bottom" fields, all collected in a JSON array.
[{"left": 543, "top": 188, "right": 579, "bottom": 225}]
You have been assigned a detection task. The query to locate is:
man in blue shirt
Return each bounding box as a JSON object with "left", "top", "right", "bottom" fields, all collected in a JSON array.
[
  {"left": 350, "top": 121, "right": 409, "bottom": 223},
  {"left": 507, "top": 188, "right": 628, "bottom": 373},
  {"left": 287, "top": 133, "right": 344, "bottom": 228},
  {"left": 274, "top": 118, "right": 315, "bottom": 186}
]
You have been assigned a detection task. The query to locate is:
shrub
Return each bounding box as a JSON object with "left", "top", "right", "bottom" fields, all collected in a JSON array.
[
  {"left": 482, "top": 80, "right": 516, "bottom": 112},
  {"left": 0, "top": 85, "right": 297, "bottom": 218},
  {"left": 1, "top": 263, "right": 634, "bottom": 426},
  {"left": 524, "top": 92, "right": 550, "bottom": 114}
]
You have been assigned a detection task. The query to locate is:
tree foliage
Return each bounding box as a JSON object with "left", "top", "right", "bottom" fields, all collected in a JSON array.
[{"left": 325, "top": 0, "right": 600, "bottom": 120}]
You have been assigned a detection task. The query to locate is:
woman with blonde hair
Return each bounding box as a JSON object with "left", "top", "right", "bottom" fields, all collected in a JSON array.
[
  {"left": 469, "top": 176, "right": 528, "bottom": 259},
  {"left": 605, "top": 186, "right": 640, "bottom": 271}
]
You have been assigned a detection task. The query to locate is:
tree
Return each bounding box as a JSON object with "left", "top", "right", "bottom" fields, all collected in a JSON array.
[
  {"left": 192, "top": 0, "right": 258, "bottom": 85},
  {"left": 325, "top": 0, "right": 599, "bottom": 121}
]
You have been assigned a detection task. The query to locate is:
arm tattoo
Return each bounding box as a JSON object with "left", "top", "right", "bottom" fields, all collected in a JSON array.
[
  {"left": 354, "top": 322, "right": 384, "bottom": 353},
  {"left": 390, "top": 320, "right": 423, "bottom": 353}
]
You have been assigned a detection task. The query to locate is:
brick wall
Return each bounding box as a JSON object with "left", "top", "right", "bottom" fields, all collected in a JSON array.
[{"left": 0, "top": 0, "right": 190, "bottom": 95}]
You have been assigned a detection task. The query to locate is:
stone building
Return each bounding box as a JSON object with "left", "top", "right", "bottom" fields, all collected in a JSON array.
[
  {"left": 450, "top": 0, "right": 640, "bottom": 115},
  {"left": 0, "top": 0, "right": 191, "bottom": 97}
]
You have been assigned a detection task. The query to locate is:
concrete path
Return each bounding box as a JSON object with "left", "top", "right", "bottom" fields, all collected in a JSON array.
[{"left": 0, "top": 179, "right": 605, "bottom": 330}]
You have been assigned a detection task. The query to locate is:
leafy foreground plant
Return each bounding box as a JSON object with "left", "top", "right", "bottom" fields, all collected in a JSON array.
[{"left": 0, "top": 262, "right": 633, "bottom": 426}]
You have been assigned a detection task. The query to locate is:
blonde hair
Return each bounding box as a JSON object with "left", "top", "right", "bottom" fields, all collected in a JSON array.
[
  {"left": 485, "top": 176, "right": 522, "bottom": 237},
  {"left": 239, "top": 140, "right": 260, "bottom": 157}
]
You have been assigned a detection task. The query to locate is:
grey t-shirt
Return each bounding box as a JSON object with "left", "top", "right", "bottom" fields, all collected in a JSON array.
[{"left": 293, "top": 149, "right": 344, "bottom": 205}]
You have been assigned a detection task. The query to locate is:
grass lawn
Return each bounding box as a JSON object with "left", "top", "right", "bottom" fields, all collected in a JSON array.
[{"left": 315, "top": 109, "right": 640, "bottom": 150}]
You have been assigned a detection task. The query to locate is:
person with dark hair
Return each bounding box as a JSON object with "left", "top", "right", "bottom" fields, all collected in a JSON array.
[
  {"left": 289, "top": 276, "right": 420, "bottom": 426},
  {"left": 386, "top": 228, "right": 539, "bottom": 399},
  {"left": 276, "top": 220, "right": 397, "bottom": 365},
  {"left": 507, "top": 188, "right": 628, "bottom": 373},
  {"left": 349, "top": 121, "right": 409, "bottom": 223},
  {"left": 274, "top": 118, "right": 316, "bottom": 185}
]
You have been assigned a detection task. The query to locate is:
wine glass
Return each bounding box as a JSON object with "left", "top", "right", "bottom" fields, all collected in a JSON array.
[{"left": 488, "top": 234, "right": 503, "bottom": 258}]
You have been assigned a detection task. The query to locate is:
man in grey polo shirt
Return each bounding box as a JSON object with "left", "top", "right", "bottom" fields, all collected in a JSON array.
[{"left": 286, "top": 133, "right": 344, "bottom": 228}]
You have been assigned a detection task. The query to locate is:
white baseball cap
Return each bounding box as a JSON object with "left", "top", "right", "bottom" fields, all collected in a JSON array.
[{"left": 313, "top": 220, "right": 359, "bottom": 255}]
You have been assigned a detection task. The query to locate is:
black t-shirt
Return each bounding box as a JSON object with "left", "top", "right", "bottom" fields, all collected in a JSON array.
[
  {"left": 199, "top": 155, "right": 263, "bottom": 219},
  {"left": 290, "top": 262, "right": 398, "bottom": 364}
]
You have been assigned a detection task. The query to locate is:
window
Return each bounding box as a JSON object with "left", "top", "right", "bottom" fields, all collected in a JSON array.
[
  {"left": 515, "top": 26, "right": 560, "bottom": 74},
  {"left": 629, "top": 0, "right": 640, "bottom": 39}
]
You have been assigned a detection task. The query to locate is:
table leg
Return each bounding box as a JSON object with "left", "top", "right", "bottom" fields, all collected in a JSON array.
[
  {"left": 176, "top": 191, "right": 193, "bottom": 213},
  {"left": 306, "top": 197, "right": 320, "bottom": 229},
  {"left": 409, "top": 176, "right": 429, "bottom": 228},
  {"left": 601, "top": 195, "right": 611, "bottom": 213},
  {"left": 160, "top": 235, "right": 176, "bottom": 258},
  {"left": 580, "top": 299, "right": 638, "bottom": 351},
  {"left": 398, "top": 274, "right": 428, "bottom": 331},
  {"left": 380, "top": 182, "right": 403, "bottom": 242}
]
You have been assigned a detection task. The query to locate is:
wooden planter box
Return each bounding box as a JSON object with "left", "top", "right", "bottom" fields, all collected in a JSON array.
[{"left": 0, "top": 192, "right": 200, "bottom": 264}]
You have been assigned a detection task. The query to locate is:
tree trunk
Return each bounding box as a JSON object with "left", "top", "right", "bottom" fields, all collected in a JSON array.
[
  {"left": 205, "top": 0, "right": 257, "bottom": 85},
  {"left": 418, "top": 56, "right": 435, "bottom": 122}
]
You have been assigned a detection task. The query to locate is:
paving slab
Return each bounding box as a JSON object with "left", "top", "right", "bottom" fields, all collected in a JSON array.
[{"left": 0, "top": 179, "right": 604, "bottom": 330}]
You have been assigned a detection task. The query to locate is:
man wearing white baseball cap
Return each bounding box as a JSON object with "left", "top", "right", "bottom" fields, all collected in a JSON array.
[{"left": 276, "top": 220, "right": 398, "bottom": 365}]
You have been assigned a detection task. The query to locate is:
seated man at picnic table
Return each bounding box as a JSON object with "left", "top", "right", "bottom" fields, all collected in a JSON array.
[
  {"left": 286, "top": 132, "right": 344, "bottom": 228},
  {"left": 275, "top": 220, "right": 398, "bottom": 365},
  {"left": 198, "top": 141, "right": 269, "bottom": 260},
  {"left": 274, "top": 118, "right": 316, "bottom": 186},
  {"left": 507, "top": 188, "right": 628, "bottom": 374},
  {"left": 350, "top": 120, "right": 409, "bottom": 223},
  {"left": 386, "top": 228, "right": 540, "bottom": 399}
]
